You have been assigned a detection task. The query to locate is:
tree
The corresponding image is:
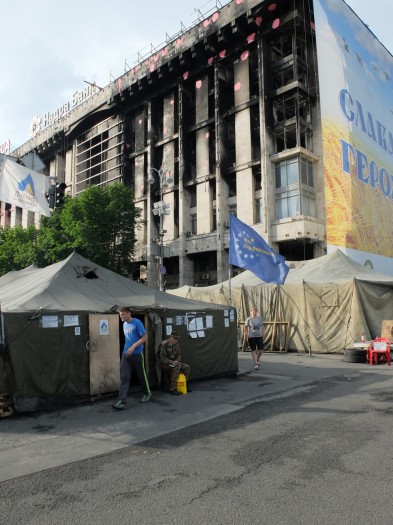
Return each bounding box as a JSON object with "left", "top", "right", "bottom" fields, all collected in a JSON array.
[
  {"left": 0, "top": 225, "right": 39, "bottom": 275},
  {"left": 38, "top": 183, "right": 141, "bottom": 275},
  {"left": 0, "top": 184, "right": 141, "bottom": 277}
]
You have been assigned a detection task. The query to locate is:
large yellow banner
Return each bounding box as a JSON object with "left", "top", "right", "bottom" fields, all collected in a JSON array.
[{"left": 314, "top": 0, "right": 393, "bottom": 270}]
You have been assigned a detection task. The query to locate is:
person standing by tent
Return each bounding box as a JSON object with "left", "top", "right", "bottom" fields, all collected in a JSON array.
[
  {"left": 158, "top": 331, "right": 191, "bottom": 395},
  {"left": 245, "top": 306, "right": 264, "bottom": 370},
  {"left": 113, "top": 307, "right": 151, "bottom": 410}
]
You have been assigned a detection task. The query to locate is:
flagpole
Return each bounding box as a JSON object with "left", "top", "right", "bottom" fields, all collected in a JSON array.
[
  {"left": 228, "top": 264, "right": 232, "bottom": 304},
  {"left": 0, "top": 155, "right": 6, "bottom": 225},
  {"left": 303, "top": 279, "right": 312, "bottom": 357}
]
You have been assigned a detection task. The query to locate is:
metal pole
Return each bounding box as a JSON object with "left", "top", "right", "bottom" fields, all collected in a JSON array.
[
  {"left": 159, "top": 182, "right": 164, "bottom": 292},
  {"left": 149, "top": 167, "right": 172, "bottom": 293},
  {"left": 228, "top": 264, "right": 232, "bottom": 304}
]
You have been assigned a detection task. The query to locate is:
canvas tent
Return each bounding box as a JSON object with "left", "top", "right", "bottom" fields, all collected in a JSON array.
[
  {"left": 168, "top": 250, "right": 393, "bottom": 354},
  {"left": 0, "top": 252, "right": 237, "bottom": 412}
]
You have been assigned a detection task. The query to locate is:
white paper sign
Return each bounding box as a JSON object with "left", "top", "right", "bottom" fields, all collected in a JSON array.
[
  {"left": 100, "top": 320, "right": 109, "bottom": 336},
  {"left": 42, "top": 315, "right": 59, "bottom": 328},
  {"left": 64, "top": 315, "right": 79, "bottom": 327},
  {"left": 196, "top": 317, "right": 204, "bottom": 330}
]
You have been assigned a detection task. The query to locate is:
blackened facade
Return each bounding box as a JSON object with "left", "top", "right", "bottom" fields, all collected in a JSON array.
[{"left": 5, "top": 0, "right": 326, "bottom": 288}]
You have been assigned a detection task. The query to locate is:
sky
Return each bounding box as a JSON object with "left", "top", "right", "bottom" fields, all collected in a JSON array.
[{"left": 0, "top": 0, "right": 392, "bottom": 152}]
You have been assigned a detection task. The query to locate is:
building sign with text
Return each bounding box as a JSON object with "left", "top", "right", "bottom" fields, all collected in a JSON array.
[
  {"left": 314, "top": 0, "right": 393, "bottom": 274},
  {"left": 30, "top": 83, "right": 100, "bottom": 138}
]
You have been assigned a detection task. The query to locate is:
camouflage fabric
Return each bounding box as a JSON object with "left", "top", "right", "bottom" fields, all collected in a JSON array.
[
  {"left": 159, "top": 339, "right": 190, "bottom": 391},
  {"left": 159, "top": 339, "right": 181, "bottom": 366}
]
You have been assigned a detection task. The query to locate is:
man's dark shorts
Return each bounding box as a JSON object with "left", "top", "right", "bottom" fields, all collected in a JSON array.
[{"left": 248, "top": 337, "right": 263, "bottom": 350}]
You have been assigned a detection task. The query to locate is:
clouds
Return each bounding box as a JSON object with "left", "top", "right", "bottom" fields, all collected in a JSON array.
[
  {"left": 0, "top": 0, "right": 391, "bottom": 151},
  {"left": 0, "top": 0, "right": 201, "bottom": 150},
  {"left": 0, "top": 35, "right": 81, "bottom": 148}
]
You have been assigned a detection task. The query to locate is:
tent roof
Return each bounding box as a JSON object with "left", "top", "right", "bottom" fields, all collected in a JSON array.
[
  {"left": 168, "top": 249, "right": 393, "bottom": 297},
  {"left": 285, "top": 249, "right": 393, "bottom": 283},
  {"left": 0, "top": 252, "right": 225, "bottom": 313}
]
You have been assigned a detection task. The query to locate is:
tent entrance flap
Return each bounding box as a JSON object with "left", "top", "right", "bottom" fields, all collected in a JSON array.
[{"left": 89, "top": 314, "right": 120, "bottom": 396}]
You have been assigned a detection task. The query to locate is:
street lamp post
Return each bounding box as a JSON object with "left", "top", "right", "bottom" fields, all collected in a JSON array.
[{"left": 148, "top": 167, "right": 173, "bottom": 292}]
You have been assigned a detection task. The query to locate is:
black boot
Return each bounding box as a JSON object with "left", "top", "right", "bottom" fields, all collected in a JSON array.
[{"left": 170, "top": 389, "right": 181, "bottom": 395}]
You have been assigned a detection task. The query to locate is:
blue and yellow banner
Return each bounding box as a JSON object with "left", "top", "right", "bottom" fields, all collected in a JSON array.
[
  {"left": 314, "top": 0, "right": 393, "bottom": 273},
  {"left": 0, "top": 157, "right": 51, "bottom": 217}
]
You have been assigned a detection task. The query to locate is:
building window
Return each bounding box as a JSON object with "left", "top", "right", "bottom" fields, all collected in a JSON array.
[
  {"left": 227, "top": 174, "right": 236, "bottom": 198},
  {"left": 190, "top": 213, "right": 197, "bottom": 234},
  {"left": 275, "top": 157, "right": 315, "bottom": 219},
  {"left": 212, "top": 207, "right": 217, "bottom": 231},
  {"left": 250, "top": 104, "right": 261, "bottom": 161},
  {"left": 75, "top": 117, "right": 123, "bottom": 194},
  {"left": 189, "top": 186, "right": 197, "bottom": 208},
  {"left": 253, "top": 165, "right": 262, "bottom": 191},
  {"left": 275, "top": 188, "right": 300, "bottom": 218},
  {"left": 255, "top": 197, "right": 263, "bottom": 223},
  {"left": 228, "top": 204, "right": 237, "bottom": 218}
]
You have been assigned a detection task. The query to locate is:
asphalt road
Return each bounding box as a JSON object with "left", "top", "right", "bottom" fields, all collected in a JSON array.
[{"left": 1, "top": 352, "right": 393, "bottom": 525}]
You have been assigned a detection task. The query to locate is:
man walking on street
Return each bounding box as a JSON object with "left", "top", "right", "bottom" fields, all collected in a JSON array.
[{"left": 113, "top": 307, "right": 151, "bottom": 410}]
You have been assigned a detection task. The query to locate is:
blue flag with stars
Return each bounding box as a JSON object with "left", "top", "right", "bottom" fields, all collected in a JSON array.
[{"left": 229, "top": 215, "right": 289, "bottom": 284}]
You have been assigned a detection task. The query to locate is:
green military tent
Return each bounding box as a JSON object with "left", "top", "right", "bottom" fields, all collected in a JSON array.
[{"left": 0, "top": 252, "right": 237, "bottom": 412}]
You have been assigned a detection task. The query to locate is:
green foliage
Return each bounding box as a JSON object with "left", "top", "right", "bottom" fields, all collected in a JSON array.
[
  {"left": 34, "top": 207, "right": 77, "bottom": 266},
  {"left": 0, "top": 225, "right": 39, "bottom": 275},
  {"left": 0, "top": 184, "right": 141, "bottom": 277}
]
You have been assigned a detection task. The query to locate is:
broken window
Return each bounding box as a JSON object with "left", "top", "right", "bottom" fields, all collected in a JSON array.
[{"left": 75, "top": 117, "right": 123, "bottom": 194}]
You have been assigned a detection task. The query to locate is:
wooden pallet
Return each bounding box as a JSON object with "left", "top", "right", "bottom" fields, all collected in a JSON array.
[
  {"left": 239, "top": 321, "right": 290, "bottom": 352},
  {"left": 0, "top": 396, "right": 14, "bottom": 418}
]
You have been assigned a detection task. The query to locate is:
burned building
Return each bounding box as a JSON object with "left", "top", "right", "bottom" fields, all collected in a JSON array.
[{"left": 4, "top": 0, "right": 393, "bottom": 285}]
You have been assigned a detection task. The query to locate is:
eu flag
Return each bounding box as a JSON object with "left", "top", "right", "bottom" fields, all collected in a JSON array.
[{"left": 229, "top": 215, "right": 289, "bottom": 284}]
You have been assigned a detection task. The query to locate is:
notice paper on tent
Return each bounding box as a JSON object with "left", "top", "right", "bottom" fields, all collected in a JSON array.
[
  {"left": 42, "top": 316, "right": 59, "bottom": 328},
  {"left": 64, "top": 315, "right": 79, "bottom": 327},
  {"left": 195, "top": 317, "right": 204, "bottom": 330}
]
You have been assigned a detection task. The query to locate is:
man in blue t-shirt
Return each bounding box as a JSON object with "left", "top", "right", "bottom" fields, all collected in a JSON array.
[{"left": 113, "top": 307, "right": 151, "bottom": 410}]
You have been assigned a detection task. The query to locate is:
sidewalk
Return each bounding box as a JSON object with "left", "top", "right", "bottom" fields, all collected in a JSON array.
[{"left": 0, "top": 351, "right": 390, "bottom": 482}]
